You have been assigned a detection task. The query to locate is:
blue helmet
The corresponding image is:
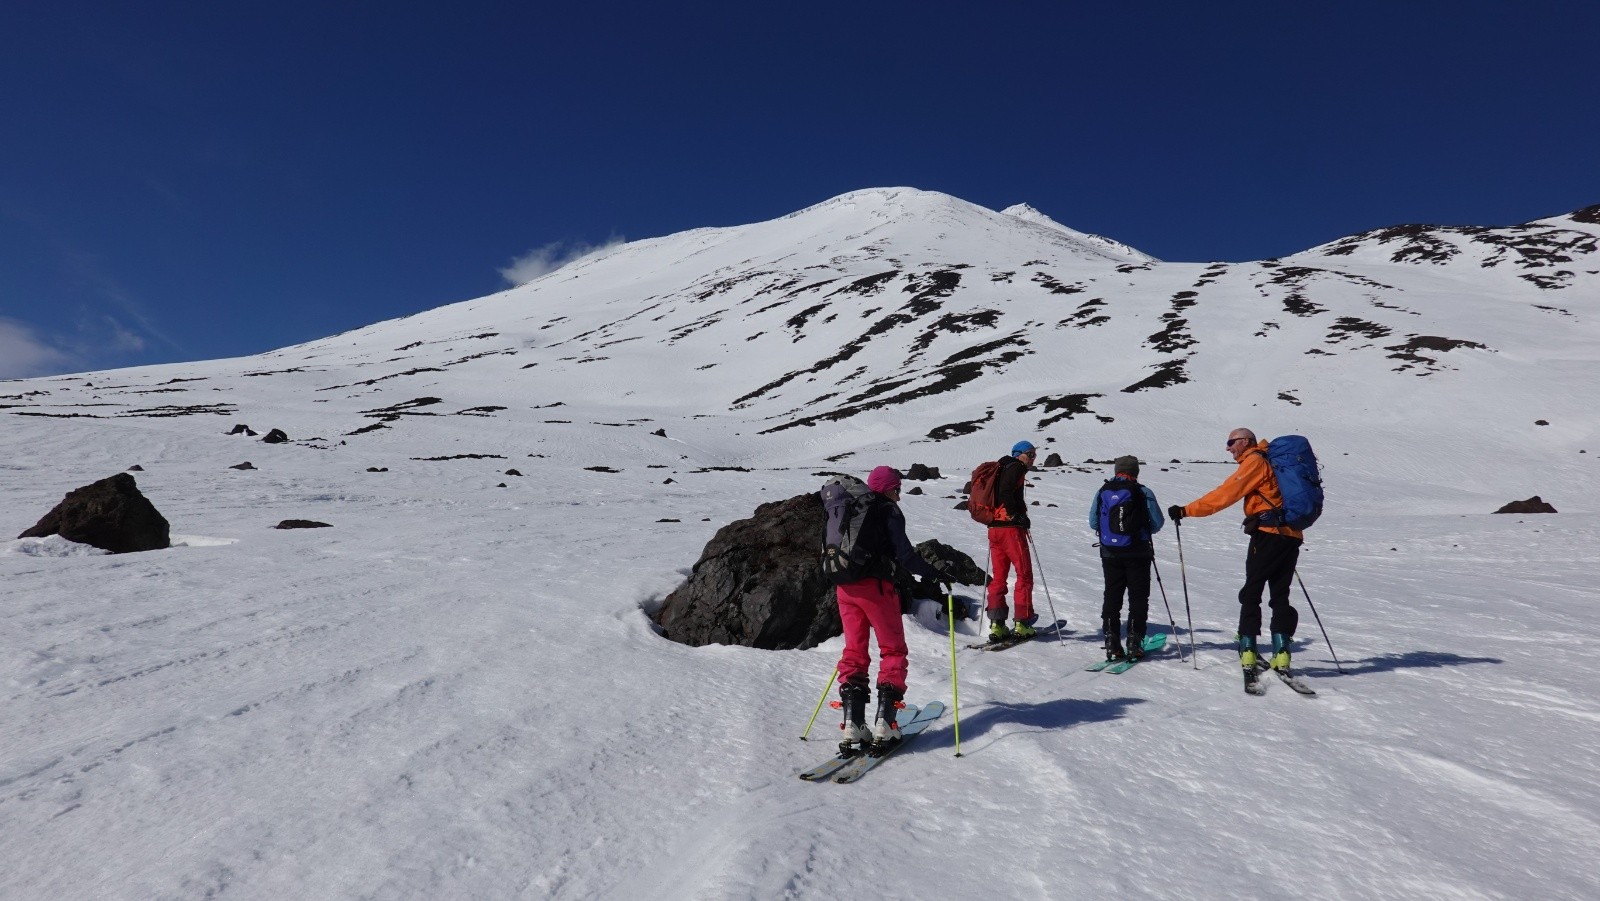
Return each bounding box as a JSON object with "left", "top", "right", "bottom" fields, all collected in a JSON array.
[{"left": 1011, "top": 440, "right": 1036, "bottom": 456}]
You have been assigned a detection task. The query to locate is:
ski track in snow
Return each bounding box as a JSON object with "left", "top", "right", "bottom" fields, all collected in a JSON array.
[{"left": 3, "top": 189, "right": 1599, "bottom": 899}]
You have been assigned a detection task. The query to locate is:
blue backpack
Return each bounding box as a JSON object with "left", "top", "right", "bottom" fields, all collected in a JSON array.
[
  {"left": 1096, "top": 479, "right": 1149, "bottom": 549},
  {"left": 1253, "top": 435, "right": 1324, "bottom": 530}
]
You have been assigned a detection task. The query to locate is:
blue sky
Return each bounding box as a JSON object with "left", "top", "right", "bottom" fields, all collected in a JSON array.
[{"left": 2, "top": 2, "right": 1597, "bottom": 379}]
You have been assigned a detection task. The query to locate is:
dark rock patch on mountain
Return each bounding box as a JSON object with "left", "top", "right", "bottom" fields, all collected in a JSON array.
[
  {"left": 1017, "top": 393, "right": 1102, "bottom": 429},
  {"left": 927, "top": 409, "right": 994, "bottom": 441},
  {"left": 1493, "top": 496, "right": 1557, "bottom": 514},
  {"left": 262, "top": 429, "right": 290, "bottom": 444},
  {"left": 1122, "top": 358, "right": 1190, "bottom": 393},
  {"left": 19, "top": 473, "right": 170, "bottom": 553},
  {"left": 274, "top": 520, "right": 332, "bottom": 529}
]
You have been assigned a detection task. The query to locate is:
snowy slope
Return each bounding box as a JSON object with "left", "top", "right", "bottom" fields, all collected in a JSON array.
[{"left": 3, "top": 188, "right": 1599, "bottom": 900}]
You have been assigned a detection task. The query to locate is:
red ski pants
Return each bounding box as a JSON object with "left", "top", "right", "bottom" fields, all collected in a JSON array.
[
  {"left": 986, "top": 527, "right": 1035, "bottom": 623},
  {"left": 835, "top": 578, "right": 908, "bottom": 691}
]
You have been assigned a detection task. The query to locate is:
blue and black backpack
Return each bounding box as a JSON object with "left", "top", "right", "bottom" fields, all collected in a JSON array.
[
  {"left": 1253, "top": 435, "right": 1324, "bottom": 530},
  {"left": 820, "top": 475, "right": 886, "bottom": 584},
  {"left": 1096, "top": 478, "right": 1150, "bottom": 550}
]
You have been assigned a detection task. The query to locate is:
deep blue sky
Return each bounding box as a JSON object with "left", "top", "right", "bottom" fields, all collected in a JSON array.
[{"left": 3, "top": 2, "right": 1597, "bottom": 378}]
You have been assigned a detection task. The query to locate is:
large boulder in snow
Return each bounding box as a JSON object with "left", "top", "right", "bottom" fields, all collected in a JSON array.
[
  {"left": 653, "top": 493, "right": 982, "bottom": 650},
  {"left": 1493, "top": 496, "right": 1557, "bottom": 514},
  {"left": 17, "top": 473, "right": 170, "bottom": 553},
  {"left": 654, "top": 493, "right": 835, "bottom": 650}
]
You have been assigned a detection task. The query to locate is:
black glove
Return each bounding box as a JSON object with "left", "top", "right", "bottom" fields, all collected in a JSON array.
[
  {"left": 1168, "top": 504, "right": 1186, "bottom": 522},
  {"left": 934, "top": 565, "right": 958, "bottom": 588}
]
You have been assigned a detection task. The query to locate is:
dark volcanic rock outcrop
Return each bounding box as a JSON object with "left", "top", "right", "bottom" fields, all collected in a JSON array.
[
  {"left": 1493, "top": 496, "right": 1557, "bottom": 514},
  {"left": 262, "top": 428, "right": 290, "bottom": 444},
  {"left": 654, "top": 493, "right": 981, "bottom": 650},
  {"left": 18, "top": 473, "right": 170, "bottom": 553},
  {"left": 654, "top": 493, "right": 836, "bottom": 649},
  {"left": 275, "top": 519, "right": 332, "bottom": 529}
]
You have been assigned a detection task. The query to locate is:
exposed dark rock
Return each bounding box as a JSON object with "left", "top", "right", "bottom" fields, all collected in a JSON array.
[
  {"left": 1493, "top": 496, "right": 1557, "bottom": 514},
  {"left": 1535, "top": 420, "right": 1549, "bottom": 426},
  {"left": 654, "top": 493, "right": 837, "bottom": 649},
  {"left": 908, "top": 540, "right": 983, "bottom": 594},
  {"left": 1042, "top": 453, "right": 1065, "bottom": 467},
  {"left": 274, "top": 520, "right": 332, "bottom": 529},
  {"left": 652, "top": 428, "right": 668, "bottom": 437},
  {"left": 505, "top": 469, "right": 523, "bottom": 476},
  {"left": 367, "top": 467, "right": 388, "bottom": 472},
  {"left": 227, "top": 424, "right": 257, "bottom": 436},
  {"left": 18, "top": 473, "right": 170, "bottom": 553},
  {"left": 586, "top": 466, "right": 621, "bottom": 473},
  {"left": 907, "top": 486, "right": 923, "bottom": 495},
  {"left": 654, "top": 494, "right": 976, "bottom": 650},
  {"left": 657, "top": 518, "right": 681, "bottom": 523},
  {"left": 905, "top": 463, "right": 941, "bottom": 481},
  {"left": 127, "top": 465, "right": 144, "bottom": 471},
  {"left": 262, "top": 428, "right": 290, "bottom": 444},
  {"left": 231, "top": 462, "right": 256, "bottom": 470}
]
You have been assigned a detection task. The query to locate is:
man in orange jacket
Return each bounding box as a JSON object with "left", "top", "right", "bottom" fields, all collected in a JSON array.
[{"left": 1168, "top": 428, "right": 1303, "bottom": 674}]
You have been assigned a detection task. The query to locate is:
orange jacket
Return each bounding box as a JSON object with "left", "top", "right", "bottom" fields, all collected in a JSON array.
[{"left": 1183, "top": 441, "right": 1304, "bottom": 540}]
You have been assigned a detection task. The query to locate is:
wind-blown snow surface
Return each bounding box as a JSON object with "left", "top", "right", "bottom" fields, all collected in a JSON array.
[{"left": 3, "top": 188, "right": 1598, "bottom": 899}]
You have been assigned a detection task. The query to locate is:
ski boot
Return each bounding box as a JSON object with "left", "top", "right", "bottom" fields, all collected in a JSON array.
[
  {"left": 1270, "top": 633, "right": 1292, "bottom": 672},
  {"left": 870, "top": 683, "right": 905, "bottom": 757},
  {"left": 1103, "top": 618, "right": 1126, "bottom": 661},
  {"left": 1238, "top": 634, "right": 1260, "bottom": 670},
  {"left": 988, "top": 621, "right": 1013, "bottom": 644},
  {"left": 837, "top": 678, "right": 872, "bottom": 757},
  {"left": 1240, "top": 635, "right": 1266, "bottom": 695},
  {"left": 1126, "top": 629, "right": 1147, "bottom": 661},
  {"left": 1012, "top": 619, "right": 1038, "bottom": 640}
]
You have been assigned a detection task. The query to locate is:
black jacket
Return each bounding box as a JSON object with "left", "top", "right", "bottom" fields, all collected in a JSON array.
[
  {"left": 860, "top": 496, "right": 941, "bottom": 581},
  {"left": 991, "top": 455, "right": 1031, "bottom": 530}
]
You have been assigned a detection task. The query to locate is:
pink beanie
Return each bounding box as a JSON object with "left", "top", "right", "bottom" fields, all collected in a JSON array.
[{"left": 867, "top": 466, "right": 902, "bottom": 494}]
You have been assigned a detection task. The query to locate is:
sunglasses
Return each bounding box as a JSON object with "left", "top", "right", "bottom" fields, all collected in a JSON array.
[{"left": 1226, "top": 437, "right": 1248, "bottom": 447}]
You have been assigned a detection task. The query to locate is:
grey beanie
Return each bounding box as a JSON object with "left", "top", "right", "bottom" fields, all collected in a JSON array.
[{"left": 1113, "top": 455, "right": 1140, "bottom": 476}]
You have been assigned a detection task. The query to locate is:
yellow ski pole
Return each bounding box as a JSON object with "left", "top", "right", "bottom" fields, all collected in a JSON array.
[
  {"left": 800, "top": 667, "right": 838, "bottom": 740},
  {"left": 947, "top": 590, "right": 963, "bottom": 758}
]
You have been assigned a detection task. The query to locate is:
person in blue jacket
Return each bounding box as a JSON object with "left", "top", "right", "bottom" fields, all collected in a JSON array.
[{"left": 1087, "top": 455, "right": 1165, "bottom": 660}]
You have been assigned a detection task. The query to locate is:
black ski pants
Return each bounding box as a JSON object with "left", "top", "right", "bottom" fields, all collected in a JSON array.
[
  {"left": 1100, "top": 554, "right": 1151, "bottom": 639},
  {"left": 1239, "top": 531, "right": 1302, "bottom": 638}
]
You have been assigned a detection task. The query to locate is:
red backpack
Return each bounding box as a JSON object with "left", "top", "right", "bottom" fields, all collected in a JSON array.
[{"left": 967, "top": 460, "right": 1002, "bottom": 525}]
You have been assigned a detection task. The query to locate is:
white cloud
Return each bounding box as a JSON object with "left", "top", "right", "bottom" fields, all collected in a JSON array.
[
  {"left": 0, "top": 318, "right": 73, "bottom": 379},
  {"left": 499, "top": 237, "right": 625, "bottom": 286}
]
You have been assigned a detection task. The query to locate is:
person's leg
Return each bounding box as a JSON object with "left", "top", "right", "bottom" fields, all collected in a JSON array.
[{"left": 986, "top": 528, "right": 1012, "bottom": 624}]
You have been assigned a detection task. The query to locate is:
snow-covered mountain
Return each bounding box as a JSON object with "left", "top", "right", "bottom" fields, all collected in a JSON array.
[{"left": 3, "top": 189, "right": 1598, "bottom": 899}]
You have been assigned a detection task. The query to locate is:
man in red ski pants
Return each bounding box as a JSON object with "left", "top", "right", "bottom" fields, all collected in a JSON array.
[{"left": 986, "top": 441, "right": 1037, "bottom": 641}]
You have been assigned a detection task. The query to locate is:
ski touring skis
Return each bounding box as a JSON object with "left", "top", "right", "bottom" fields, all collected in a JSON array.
[
  {"left": 832, "top": 701, "right": 945, "bottom": 784},
  {"left": 1086, "top": 633, "right": 1168, "bottom": 672},
  {"left": 965, "top": 620, "right": 1068, "bottom": 652},
  {"left": 1103, "top": 634, "right": 1169, "bottom": 674},
  {"left": 798, "top": 703, "right": 921, "bottom": 782},
  {"left": 1274, "top": 669, "right": 1317, "bottom": 696},
  {"left": 798, "top": 701, "right": 945, "bottom": 784}
]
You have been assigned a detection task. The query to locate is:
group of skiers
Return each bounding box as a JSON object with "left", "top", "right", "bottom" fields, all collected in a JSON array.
[{"left": 823, "top": 427, "right": 1309, "bottom": 758}]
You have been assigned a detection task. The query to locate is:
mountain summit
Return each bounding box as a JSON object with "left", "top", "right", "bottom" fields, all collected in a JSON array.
[{"left": 5, "top": 188, "right": 1596, "bottom": 493}]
